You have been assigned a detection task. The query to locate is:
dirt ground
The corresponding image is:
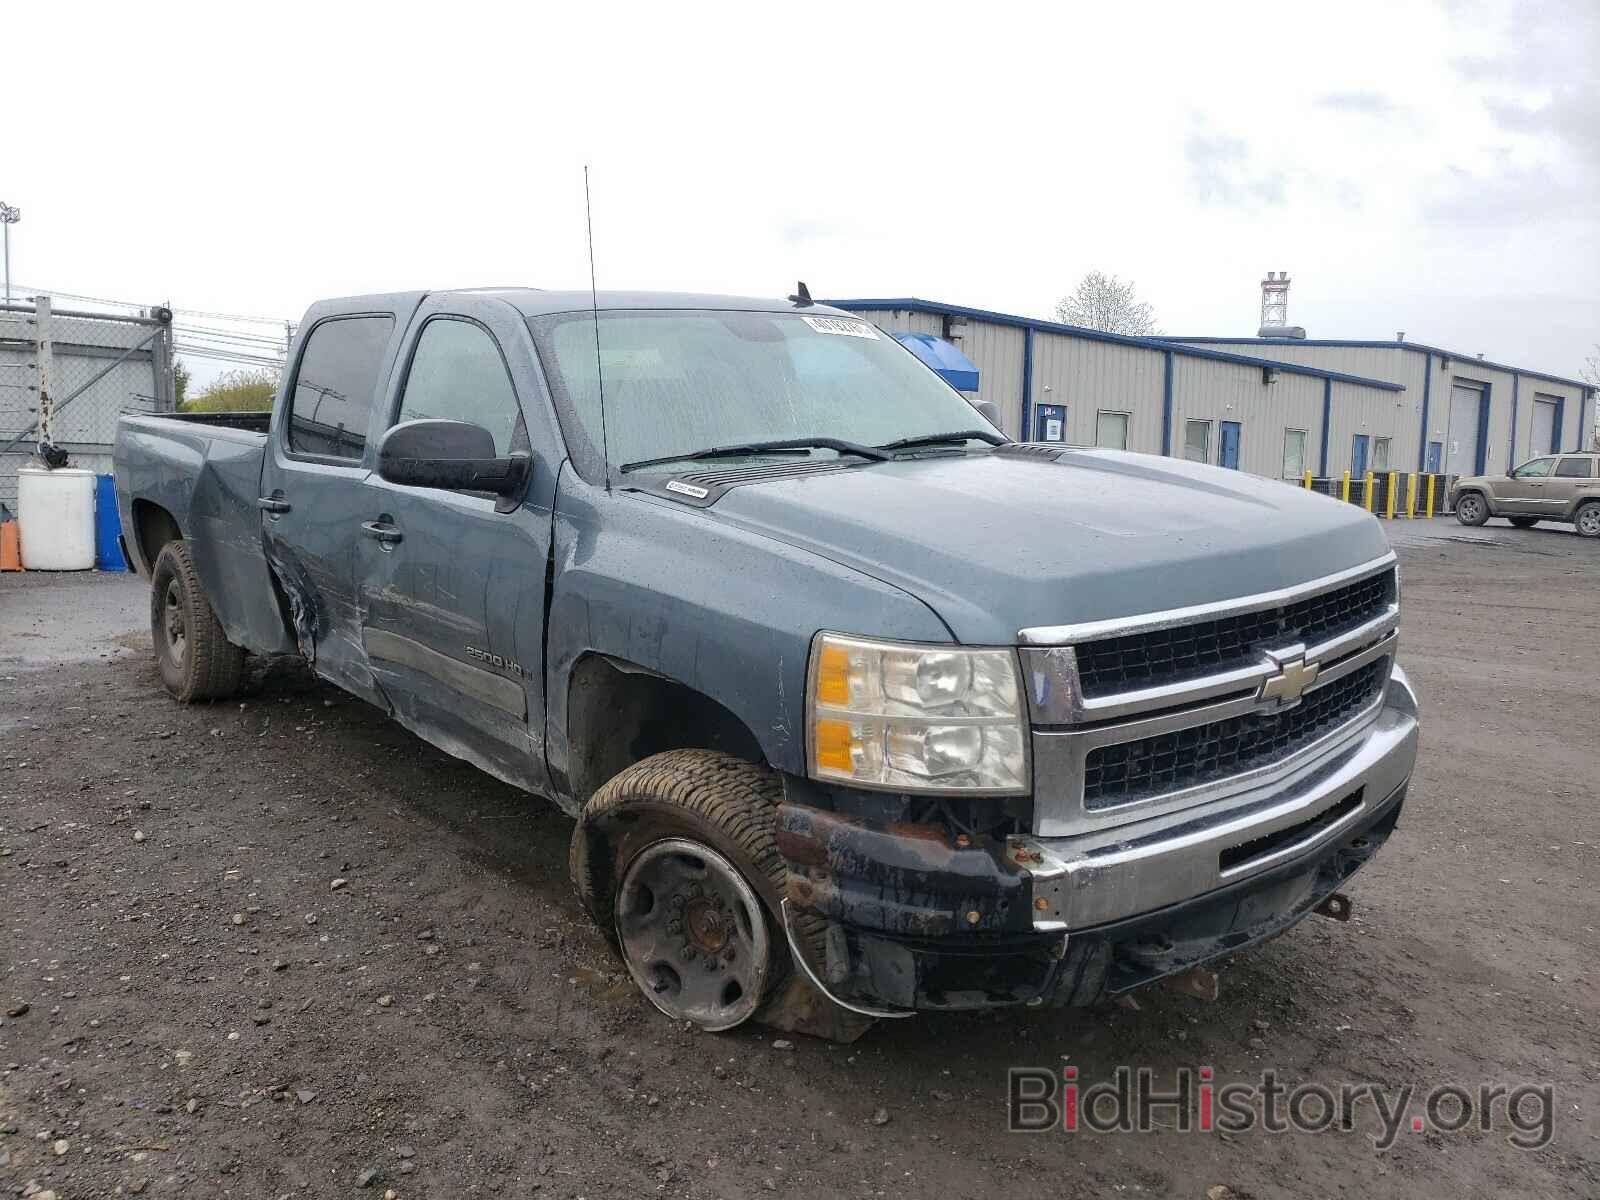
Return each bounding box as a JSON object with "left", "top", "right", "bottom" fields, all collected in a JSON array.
[{"left": 1, "top": 518, "right": 1596, "bottom": 1199}]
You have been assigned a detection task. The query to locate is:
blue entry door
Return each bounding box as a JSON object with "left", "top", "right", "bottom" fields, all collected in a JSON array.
[
  {"left": 1034, "top": 403, "right": 1066, "bottom": 442},
  {"left": 1219, "top": 421, "right": 1242, "bottom": 469},
  {"left": 1425, "top": 441, "right": 1442, "bottom": 472},
  {"left": 1352, "top": 434, "right": 1370, "bottom": 477}
]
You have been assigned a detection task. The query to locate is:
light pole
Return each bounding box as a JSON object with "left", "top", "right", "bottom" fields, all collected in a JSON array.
[{"left": 0, "top": 202, "right": 19, "bottom": 304}]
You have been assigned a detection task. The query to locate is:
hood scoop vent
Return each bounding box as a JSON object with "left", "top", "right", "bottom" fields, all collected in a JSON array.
[
  {"left": 638, "top": 458, "right": 854, "bottom": 508},
  {"left": 994, "top": 441, "right": 1071, "bottom": 463}
]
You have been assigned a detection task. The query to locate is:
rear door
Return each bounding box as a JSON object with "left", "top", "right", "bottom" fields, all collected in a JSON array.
[
  {"left": 1549, "top": 456, "right": 1592, "bottom": 515},
  {"left": 259, "top": 295, "right": 422, "bottom": 705},
  {"left": 354, "top": 294, "right": 563, "bottom": 794}
]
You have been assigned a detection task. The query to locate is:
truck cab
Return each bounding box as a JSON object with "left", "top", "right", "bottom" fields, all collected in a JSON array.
[{"left": 116, "top": 288, "right": 1420, "bottom": 1036}]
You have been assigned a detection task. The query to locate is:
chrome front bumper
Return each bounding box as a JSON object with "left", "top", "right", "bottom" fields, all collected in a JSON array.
[{"left": 1010, "top": 664, "right": 1419, "bottom": 932}]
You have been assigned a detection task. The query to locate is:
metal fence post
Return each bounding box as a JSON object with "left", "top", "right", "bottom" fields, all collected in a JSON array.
[{"left": 34, "top": 294, "right": 52, "bottom": 452}]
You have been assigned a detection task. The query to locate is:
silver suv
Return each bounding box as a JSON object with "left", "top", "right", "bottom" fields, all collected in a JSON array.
[{"left": 1452, "top": 453, "right": 1600, "bottom": 538}]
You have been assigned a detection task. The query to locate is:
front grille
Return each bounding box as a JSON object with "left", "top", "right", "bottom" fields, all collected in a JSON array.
[
  {"left": 1075, "top": 569, "right": 1394, "bottom": 698},
  {"left": 1083, "top": 659, "right": 1388, "bottom": 809}
]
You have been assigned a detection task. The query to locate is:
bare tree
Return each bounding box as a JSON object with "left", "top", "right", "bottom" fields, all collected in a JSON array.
[
  {"left": 1585, "top": 343, "right": 1599, "bottom": 449},
  {"left": 1054, "top": 271, "right": 1159, "bottom": 336}
]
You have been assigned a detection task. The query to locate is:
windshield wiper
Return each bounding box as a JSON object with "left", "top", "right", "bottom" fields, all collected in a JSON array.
[
  {"left": 875, "top": 429, "right": 1008, "bottom": 453},
  {"left": 620, "top": 437, "right": 891, "bottom": 474}
]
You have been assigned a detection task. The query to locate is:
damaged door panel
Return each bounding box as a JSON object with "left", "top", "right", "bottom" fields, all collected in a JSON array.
[{"left": 353, "top": 297, "right": 560, "bottom": 795}]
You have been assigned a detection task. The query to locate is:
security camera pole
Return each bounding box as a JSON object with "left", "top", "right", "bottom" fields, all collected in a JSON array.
[{"left": 0, "top": 201, "right": 19, "bottom": 304}]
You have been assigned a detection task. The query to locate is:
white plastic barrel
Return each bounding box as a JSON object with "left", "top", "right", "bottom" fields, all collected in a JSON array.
[{"left": 17, "top": 466, "right": 97, "bottom": 570}]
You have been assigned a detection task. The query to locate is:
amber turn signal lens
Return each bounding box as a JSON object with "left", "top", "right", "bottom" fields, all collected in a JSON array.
[
  {"left": 816, "top": 643, "right": 851, "bottom": 707},
  {"left": 814, "top": 718, "right": 854, "bottom": 773}
]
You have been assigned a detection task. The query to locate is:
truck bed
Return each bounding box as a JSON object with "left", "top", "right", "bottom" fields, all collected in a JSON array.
[
  {"left": 155, "top": 410, "right": 273, "bottom": 434},
  {"left": 113, "top": 411, "right": 296, "bottom": 657}
]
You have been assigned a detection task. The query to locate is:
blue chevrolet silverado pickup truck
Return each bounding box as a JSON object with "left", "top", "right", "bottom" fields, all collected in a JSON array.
[{"left": 114, "top": 288, "right": 1419, "bottom": 1036}]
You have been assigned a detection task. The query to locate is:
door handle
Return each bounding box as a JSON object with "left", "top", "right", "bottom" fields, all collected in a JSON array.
[
  {"left": 257, "top": 496, "right": 292, "bottom": 513},
  {"left": 361, "top": 520, "right": 403, "bottom": 545}
]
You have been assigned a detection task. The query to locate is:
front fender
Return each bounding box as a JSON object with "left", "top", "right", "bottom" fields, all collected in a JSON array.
[{"left": 545, "top": 473, "right": 952, "bottom": 789}]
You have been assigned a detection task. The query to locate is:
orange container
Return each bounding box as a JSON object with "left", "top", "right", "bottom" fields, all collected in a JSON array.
[{"left": 0, "top": 519, "right": 21, "bottom": 571}]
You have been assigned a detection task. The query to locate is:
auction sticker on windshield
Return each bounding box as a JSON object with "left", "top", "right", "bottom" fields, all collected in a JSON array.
[{"left": 802, "top": 315, "right": 878, "bottom": 339}]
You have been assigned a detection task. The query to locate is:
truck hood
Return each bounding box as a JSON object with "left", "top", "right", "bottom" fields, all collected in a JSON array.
[{"left": 693, "top": 448, "right": 1392, "bottom": 645}]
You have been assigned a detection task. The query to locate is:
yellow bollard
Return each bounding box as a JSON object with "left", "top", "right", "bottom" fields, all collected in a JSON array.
[
  {"left": 1303, "top": 470, "right": 1313, "bottom": 491},
  {"left": 1426, "top": 474, "right": 1436, "bottom": 517},
  {"left": 1385, "top": 472, "right": 1397, "bottom": 519},
  {"left": 1364, "top": 471, "right": 1375, "bottom": 512},
  {"left": 1406, "top": 473, "right": 1417, "bottom": 519},
  {"left": 1341, "top": 471, "right": 1351, "bottom": 503}
]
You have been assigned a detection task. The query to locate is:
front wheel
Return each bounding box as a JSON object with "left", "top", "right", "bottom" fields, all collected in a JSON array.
[
  {"left": 569, "top": 750, "right": 823, "bottom": 1032},
  {"left": 1455, "top": 492, "right": 1489, "bottom": 526},
  {"left": 150, "top": 540, "right": 245, "bottom": 702},
  {"left": 1575, "top": 501, "right": 1600, "bottom": 539}
]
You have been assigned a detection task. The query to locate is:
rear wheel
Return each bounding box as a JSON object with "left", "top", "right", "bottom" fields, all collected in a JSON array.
[
  {"left": 150, "top": 540, "right": 245, "bottom": 702},
  {"left": 1508, "top": 516, "right": 1540, "bottom": 529},
  {"left": 1575, "top": 501, "right": 1600, "bottom": 539},
  {"left": 1454, "top": 492, "right": 1489, "bottom": 526},
  {"left": 570, "top": 749, "right": 824, "bottom": 1032}
]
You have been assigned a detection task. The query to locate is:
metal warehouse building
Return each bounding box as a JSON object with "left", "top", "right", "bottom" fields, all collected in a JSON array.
[{"left": 831, "top": 297, "right": 1595, "bottom": 483}]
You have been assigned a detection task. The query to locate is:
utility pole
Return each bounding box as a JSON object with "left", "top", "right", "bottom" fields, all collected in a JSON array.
[{"left": 0, "top": 201, "right": 20, "bottom": 304}]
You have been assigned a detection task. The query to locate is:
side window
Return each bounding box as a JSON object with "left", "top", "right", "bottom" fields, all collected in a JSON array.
[
  {"left": 288, "top": 316, "right": 394, "bottom": 459},
  {"left": 1282, "top": 429, "right": 1308, "bottom": 480},
  {"left": 1553, "top": 457, "right": 1589, "bottom": 478},
  {"left": 1095, "top": 411, "right": 1130, "bottom": 450},
  {"left": 396, "top": 319, "right": 524, "bottom": 455},
  {"left": 1183, "top": 419, "right": 1211, "bottom": 463},
  {"left": 1372, "top": 437, "right": 1392, "bottom": 471},
  {"left": 1514, "top": 457, "right": 1554, "bottom": 479}
]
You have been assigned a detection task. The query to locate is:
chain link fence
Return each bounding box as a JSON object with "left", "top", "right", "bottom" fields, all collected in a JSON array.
[{"left": 0, "top": 296, "right": 174, "bottom": 514}]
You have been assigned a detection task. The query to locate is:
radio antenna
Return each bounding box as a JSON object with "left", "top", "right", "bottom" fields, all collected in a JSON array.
[{"left": 584, "top": 165, "right": 611, "bottom": 490}]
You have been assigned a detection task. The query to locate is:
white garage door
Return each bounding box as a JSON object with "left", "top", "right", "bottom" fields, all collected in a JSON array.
[
  {"left": 1446, "top": 384, "right": 1483, "bottom": 475},
  {"left": 1531, "top": 398, "right": 1557, "bottom": 456}
]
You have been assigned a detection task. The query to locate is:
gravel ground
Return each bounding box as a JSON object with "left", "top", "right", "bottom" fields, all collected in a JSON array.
[{"left": 1, "top": 521, "right": 1596, "bottom": 1199}]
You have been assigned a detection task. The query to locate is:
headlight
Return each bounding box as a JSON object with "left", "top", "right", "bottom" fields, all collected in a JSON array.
[{"left": 806, "top": 632, "right": 1029, "bottom": 794}]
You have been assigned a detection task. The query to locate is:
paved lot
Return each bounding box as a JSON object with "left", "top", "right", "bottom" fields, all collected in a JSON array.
[{"left": 1, "top": 523, "right": 1596, "bottom": 1199}]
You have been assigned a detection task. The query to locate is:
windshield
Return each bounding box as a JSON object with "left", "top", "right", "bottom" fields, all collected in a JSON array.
[{"left": 527, "top": 309, "right": 1001, "bottom": 478}]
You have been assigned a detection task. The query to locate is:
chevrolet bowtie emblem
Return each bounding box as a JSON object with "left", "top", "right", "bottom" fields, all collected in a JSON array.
[{"left": 1259, "top": 655, "right": 1319, "bottom": 709}]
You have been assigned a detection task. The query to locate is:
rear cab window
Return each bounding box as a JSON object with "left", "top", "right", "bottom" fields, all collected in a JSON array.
[{"left": 287, "top": 315, "right": 396, "bottom": 460}]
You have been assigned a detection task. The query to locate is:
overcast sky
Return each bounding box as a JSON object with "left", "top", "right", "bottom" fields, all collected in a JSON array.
[{"left": 6, "top": 0, "right": 1596, "bottom": 384}]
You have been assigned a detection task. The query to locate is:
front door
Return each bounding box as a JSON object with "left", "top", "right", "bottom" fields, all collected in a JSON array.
[
  {"left": 355, "top": 298, "right": 559, "bottom": 794},
  {"left": 1219, "top": 421, "right": 1242, "bottom": 469},
  {"left": 1351, "top": 434, "right": 1369, "bottom": 478},
  {"left": 1425, "top": 441, "right": 1442, "bottom": 473},
  {"left": 259, "top": 301, "right": 418, "bottom": 706},
  {"left": 1499, "top": 456, "right": 1555, "bottom": 513}
]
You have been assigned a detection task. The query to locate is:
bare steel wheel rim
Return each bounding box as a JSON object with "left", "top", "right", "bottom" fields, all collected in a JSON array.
[
  {"left": 162, "top": 580, "right": 188, "bottom": 666},
  {"left": 1579, "top": 506, "right": 1600, "bottom": 536},
  {"left": 614, "top": 837, "right": 771, "bottom": 1031}
]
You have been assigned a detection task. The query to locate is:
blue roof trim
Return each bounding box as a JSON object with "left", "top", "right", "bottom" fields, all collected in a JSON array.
[
  {"left": 827, "top": 298, "right": 1405, "bottom": 393},
  {"left": 1159, "top": 336, "right": 1591, "bottom": 392}
]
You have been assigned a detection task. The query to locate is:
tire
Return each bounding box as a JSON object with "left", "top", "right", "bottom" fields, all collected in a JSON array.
[
  {"left": 150, "top": 540, "right": 245, "bottom": 702},
  {"left": 1508, "top": 516, "right": 1540, "bottom": 529},
  {"left": 1454, "top": 492, "right": 1489, "bottom": 526},
  {"left": 569, "top": 749, "right": 825, "bottom": 1031},
  {"left": 1575, "top": 501, "right": 1600, "bottom": 539}
]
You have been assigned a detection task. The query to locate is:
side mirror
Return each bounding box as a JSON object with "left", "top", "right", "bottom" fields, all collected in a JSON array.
[
  {"left": 377, "top": 419, "right": 531, "bottom": 512},
  {"left": 970, "top": 398, "right": 1003, "bottom": 429}
]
